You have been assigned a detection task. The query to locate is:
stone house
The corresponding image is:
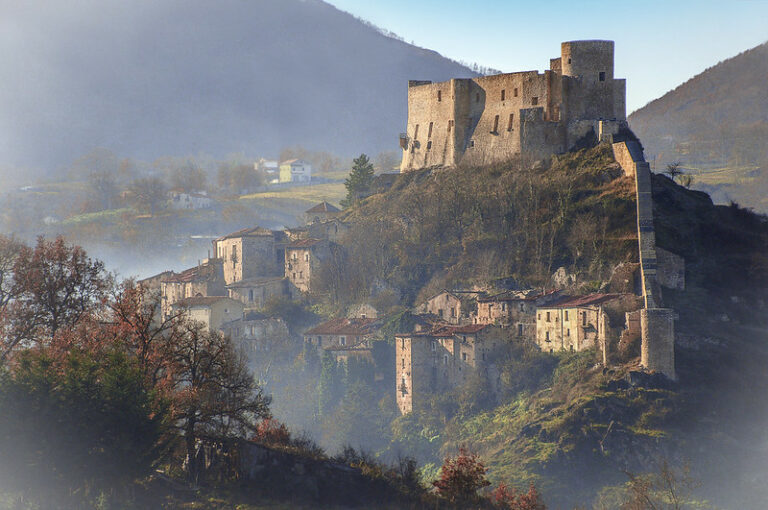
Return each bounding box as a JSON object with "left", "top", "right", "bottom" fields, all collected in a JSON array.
[
  {"left": 535, "top": 293, "right": 631, "bottom": 354},
  {"left": 220, "top": 312, "right": 291, "bottom": 356},
  {"left": 160, "top": 260, "right": 227, "bottom": 318},
  {"left": 171, "top": 296, "right": 244, "bottom": 332},
  {"left": 474, "top": 289, "right": 563, "bottom": 336},
  {"left": 400, "top": 40, "right": 628, "bottom": 172},
  {"left": 279, "top": 159, "right": 312, "bottom": 183},
  {"left": 303, "top": 317, "right": 381, "bottom": 352},
  {"left": 213, "top": 227, "right": 287, "bottom": 285},
  {"left": 285, "top": 238, "right": 328, "bottom": 295},
  {"left": 226, "top": 276, "right": 287, "bottom": 310},
  {"left": 308, "top": 218, "right": 349, "bottom": 243},
  {"left": 347, "top": 303, "right": 378, "bottom": 320},
  {"left": 395, "top": 323, "right": 497, "bottom": 414},
  {"left": 417, "top": 291, "right": 463, "bottom": 324},
  {"left": 305, "top": 201, "right": 341, "bottom": 225}
]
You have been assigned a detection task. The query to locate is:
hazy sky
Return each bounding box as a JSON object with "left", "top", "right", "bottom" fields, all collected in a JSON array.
[{"left": 328, "top": 0, "right": 768, "bottom": 113}]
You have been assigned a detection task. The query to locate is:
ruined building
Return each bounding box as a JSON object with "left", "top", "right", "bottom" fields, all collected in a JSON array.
[{"left": 400, "top": 40, "right": 627, "bottom": 171}]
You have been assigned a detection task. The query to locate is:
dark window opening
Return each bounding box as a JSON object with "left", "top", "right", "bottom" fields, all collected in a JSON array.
[
  {"left": 469, "top": 140, "right": 475, "bottom": 148},
  {"left": 437, "top": 90, "right": 442, "bottom": 101},
  {"left": 567, "top": 58, "right": 571, "bottom": 64},
  {"left": 599, "top": 71, "right": 606, "bottom": 82},
  {"left": 447, "top": 120, "right": 453, "bottom": 132},
  {"left": 507, "top": 113, "right": 514, "bottom": 131},
  {"left": 492, "top": 115, "right": 499, "bottom": 133},
  {"left": 413, "top": 124, "right": 419, "bottom": 140},
  {"left": 531, "top": 97, "right": 539, "bottom": 106},
  {"left": 428, "top": 122, "right": 433, "bottom": 138},
  {"left": 513, "top": 88, "right": 518, "bottom": 97},
  {"left": 501, "top": 89, "right": 506, "bottom": 101},
  {"left": 426, "top": 140, "right": 432, "bottom": 150}
]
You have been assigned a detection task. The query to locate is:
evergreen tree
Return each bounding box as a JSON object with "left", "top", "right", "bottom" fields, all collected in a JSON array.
[{"left": 342, "top": 153, "right": 375, "bottom": 207}]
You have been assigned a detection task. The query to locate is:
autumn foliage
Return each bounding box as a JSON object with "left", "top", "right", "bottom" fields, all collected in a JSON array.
[
  {"left": 491, "top": 482, "right": 546, "bottom": 510},
  {"left": 432, "top": 447, "right": 491, "bottom": 502}
]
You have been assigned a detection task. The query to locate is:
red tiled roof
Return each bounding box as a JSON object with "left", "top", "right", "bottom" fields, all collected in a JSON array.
[
  {"left": 477, "top": 288, "right": 561, "bottom": 303},
  {"left": 288, "top": 238, "right": 323, "bottom": 248},
  {"left": 544, "top": 293, "right": 620, "bottom": 309},
  {"left": 162, "top": 263, "right": 218, "bottom": 283},
  {"left": 305, "top": 201, "right": 340, "bottom": 214},
  {"left": 216, "top": 226, "right": 274, "bottom": 241},
  {"left": 173, "top": 296, "right": 235, "bottom": 307},
  {"left": 304, "top": 317, "right": 378, "bottom": 336},
  {"left": 431, "top": 324, "right": 489, "bottom": 337}
]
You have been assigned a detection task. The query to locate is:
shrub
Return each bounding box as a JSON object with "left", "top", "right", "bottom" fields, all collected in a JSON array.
[{"left": 432, "top": 447, "right": 491, "bottom": 502}]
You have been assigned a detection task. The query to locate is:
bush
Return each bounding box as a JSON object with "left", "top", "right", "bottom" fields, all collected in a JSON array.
[{"left": 432, "top": 447, "right": 491, "bottom": 503}]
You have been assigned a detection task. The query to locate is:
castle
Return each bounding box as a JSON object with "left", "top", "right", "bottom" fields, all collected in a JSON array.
[{"left": 400, "top": 40, "right": 628, "bottom": 171}]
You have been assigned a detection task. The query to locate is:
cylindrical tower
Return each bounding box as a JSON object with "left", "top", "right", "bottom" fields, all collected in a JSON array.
[{"left": 561, "top": 40, "right": 614, "bottom": 82}]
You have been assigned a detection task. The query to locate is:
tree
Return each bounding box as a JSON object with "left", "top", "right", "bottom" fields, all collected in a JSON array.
[
  {"left": 0, "top": 236, "right": 25, "bottom": 361},
  {"left": 342, "top": 154, "right": 375, "bottom": 207},
  {"left": 128, "top": 177, "right": 167, "bottom": 215},
  {"left": 9, "top": 236, "right": 111, "bottom": 345},
  {"left": 619, "top": 459, "right": 703, "bottom": 510},
  {"left": 88, "top": 171, "right": 118, "bottom": 210},
  {"left": 492, "top": 482, "right": 546, "bottom": 509},
  {"left": 432, "top": 447, "right": 491, "bottom": 502},
  {"left": 170, "top": 162, "right": 208, "bottom": 193},
  {"left": 163, "top": 320, "right": 271, "bottom": 481},
  {"left": 665, "top": 161, "right": 683, "bottom": 180},
  {"left": 0, "top": 347, "right": 169, "bottom": 506}
]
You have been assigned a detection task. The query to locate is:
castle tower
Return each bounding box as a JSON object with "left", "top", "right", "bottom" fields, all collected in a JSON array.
[{"left": 560, "top": 40, "right": 614, "bottom": 82}]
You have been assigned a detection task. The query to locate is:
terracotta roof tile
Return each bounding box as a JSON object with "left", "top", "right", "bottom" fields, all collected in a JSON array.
[
  {"left": 304, "top": 317, "right": 379, "bottom": 336},
  {"left": 544, "top": 293, "right": 620, "bottom": 309},
  {"left": 305, "top": 201, "right": 341, "bottom": 214}
]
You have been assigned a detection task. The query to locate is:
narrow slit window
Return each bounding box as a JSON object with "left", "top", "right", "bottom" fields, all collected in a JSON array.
[
  {"left": 414, "top": 124, "right": 419, "bottom": 140},
  {"left": 599, "top": 71, "right": 606, "bottom": 82},
  {"left": 501, "top": 89, "right": 506, "bottom": 101},
  {"left": 447, "top": 120, "right": 453, "bottom": 133},
  {"left": 437, "top": 90, "right": 442, "bottom": 102},
  {"left": 513, "top": 88, "right": 518, "bottom": 97},
  {"left": 492, "top": 115, "right": 499, "bottom": 133},
  {"left": 507, "top": 113, "right": 514, "bottom": 131},
  {"left": 428, "top": 122, "right": 433, "bottom": 138},
  {"left": 427, "top": 140, "right": 432, "bottom": 150}
]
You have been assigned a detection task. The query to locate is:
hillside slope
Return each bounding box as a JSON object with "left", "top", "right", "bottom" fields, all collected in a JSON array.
[
  {"left": 0, "top": 0, "right": 476, "bottom": 174},
  {"left": 628, "top": 41, "right": 768, "bottom": 211},
  {"left": 328, "top": 145, "right": 768, "bottom": 507}
]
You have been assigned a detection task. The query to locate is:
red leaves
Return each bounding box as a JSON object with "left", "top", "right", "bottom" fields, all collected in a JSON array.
[
  {"left": 432, "top": 447, "right": 491, "bottom": 502},
  {"left": 251, "top": 418, "right": 291, "bottom": 446},
  {"left": 492, "top": 482, "right": 546, "bottom": 510}
]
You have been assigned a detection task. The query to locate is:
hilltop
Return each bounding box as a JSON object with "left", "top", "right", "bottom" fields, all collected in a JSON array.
[
  {"left": 0, "top": 0, "right": 476, "bottom": 176},
  {"left": 629, "top": 41, "right": 768, "bottom": 212},
  {"left": 327, "top": 144, "right": 768, "bottom": 508}
]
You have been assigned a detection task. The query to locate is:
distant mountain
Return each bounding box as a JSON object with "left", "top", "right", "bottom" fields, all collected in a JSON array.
[
  {"left": 629, "top": 41, "right": 768, "bottom": 211},
  {"left": 0, "top": 0, "right": 476, "bottom": 174}
]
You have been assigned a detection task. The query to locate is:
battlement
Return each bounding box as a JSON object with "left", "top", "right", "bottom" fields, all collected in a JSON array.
[{"left": 400, "top": 40, "right": 627, "bottom": 172}]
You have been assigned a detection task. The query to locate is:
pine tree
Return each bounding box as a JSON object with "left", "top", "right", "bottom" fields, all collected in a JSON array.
[{"left": 342, "top": 153, "right": 375, "bottom": 207}]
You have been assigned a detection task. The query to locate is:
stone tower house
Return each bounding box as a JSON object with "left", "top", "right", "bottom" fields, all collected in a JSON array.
[{"left": 400, "top": 40, "right": 627, "bottom": 171}]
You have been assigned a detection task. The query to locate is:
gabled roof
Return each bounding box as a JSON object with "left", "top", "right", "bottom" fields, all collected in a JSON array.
[
  {"left": 542, "top": 293, "right": 620, "bottom": 309},
  {"left": 304, "top": 317, "right": 379, "bottom": 337},
  {"left": 431, "top": 324, "right": 489, "bottom": 337},
  {"left": 226, "top": 276, "right": 286, "bottom": 289},
  {"left": 287, "top": 238, "right": 323, "bottom": 249},
  {"left": 424, "top": 289, "right": 461, "bottom": 303},
  {"left": 162, "top": 262, "right": 220, "bottom": 283},
  {"left": 477, "top": 288, "right": 561, "bottom": 303},
  {"left": 281, "top": 159, "right": 309, "bottom": 166},
  {"left": 172, "top": 296, "right": 238, "bottom": 308},
  {"left": 216, "top": 226, "right": 274, "bottom": 241},
  {"left": 305, "top": 201, "right": 341, "bottom": 214}
]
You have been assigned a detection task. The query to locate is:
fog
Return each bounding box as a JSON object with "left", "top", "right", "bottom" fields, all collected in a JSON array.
[{"left": 0, "top": 0, "right": 474, "bottom": 184}]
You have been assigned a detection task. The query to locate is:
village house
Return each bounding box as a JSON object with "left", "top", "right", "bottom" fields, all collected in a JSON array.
[
  {"left": 255, "top": 158, "right": 279, "bottom": 183},
  {"left": 416, "top": 291, "right": 463, "bottom": 324},
  {"left": 171, "top": 296, "right": 244, "bottom": 332},
  {"left": 285, "top": 238, "right": 328, "bottom": 295},
  {"left": 347, "top": 303, "right": 378, "bottom": 320},
  {"left": 167, "top": 190, "right": 214, "bottom": 210},
  {"left": 304, "top": 201, "right": 341, "bottom": 224},
  {"left": 308, "top": 218, "right": 349, "bottom": 243},
  {"left": 535, "top": 293, "right": 635, "bottom": 354},
  {"left": 303, "top": 317, "right": 381, "bottom": 352},
  {"left": 226, "top": 276, "right": 287, "bottom": 309},
  {"left": 220, "top": 312, "right": 291, "bottom": 356},
  {"left": 474, "top": 289, "right": 563, "bottom": 337},
  {"left": 160, "top": 260, "right": 227, "bottom": 318},
  {"left": 279, "top": 159, "right": 312, "bottom": 183},
  {"left": 395, "top": 323, "right": 497, "bottom": 415},
  {"left": 212, "top": 227, "right": 287, "bottom": 286}
]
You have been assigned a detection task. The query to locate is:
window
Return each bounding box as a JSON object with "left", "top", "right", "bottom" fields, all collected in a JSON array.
[
  {"left": 448, "top": 120, "right": 454, "bottom": 133},
  {"left": 437, "top": 90, "right": 442, "bottom": 102},
  {"left": 431, "top": 341, "right": 436, "bottom": 351},
  {"left": 292, "top": 252, "right": 298, "bottom": 260},
  {"left": 518, "top": 324, "right": 523, "bottom": 336},
  {"left": 463, "top": 336, "right": 467, "bottom": 342},
  {"left": 402, "top": 358, "right": 405, "bottom": 369},
  {"left": 599, "top": 71, "right": 606, "bottom": 82},
  {"left": 519, "top": 303, "right": 524, "bottom": 311},
  {"left": 428, "top": 122, "right": 433, "bottom": 138},
  {"left": 546, "top": 311, "right": 551, "bottom": 322},
  {"left": 564, "top": 310, "right": 569, "bottom": 321},
  {"left": 482, "top": 352, "right": 486, "bottom": 361},
  {"left": 570, "top": 345, "right": 575, "bottom": 352},
  {"left": 462, "top": 352, "right": 468, "bottom": 361},
  {"left": 501, "top": 303, "right": 506, "bottom": 312},
  {"left": 248, "top": 290, "right": 254, "bottom": 302},
  {"left": 427, "top": 141, "right": 432, "bottom": 151},
  {"left": 538, "top": 313, "right": 541, "bottom": 320},
  {"left": 451, "top": 307, "right": 456, "bottom": 317},
  {"left": 492, "top": 115, "right": 499, "bottom": 133},
  {"left": 304, "top": 253, "right": 309, "bottom": 261},
  {"left": 507, "top": 113, "right": 514, "bottom": 131},
  {"left": 501, "top": 89, "right": 506, "bottom": 101},
  {"left": 582, "top": 312, "right": 587, "bottom": 326},
  {"left": 531, "top": 97, "right": 539, "bottom": 106},
  {"left": 414, "top": 124, "right": 419, "bottom": 140},
  {"left": 567, "top": 328, "right": 571, "bottom": 337},
  {"left": 546, "top": 331, "right": 550, "bottom": 341},
  {"left": 340, "top": 336, "right": 346, "bottom": 346},
  {"left": 567, "top": 58, "right": 571, "bottom": 64},
  {"left": 513, "top": 88, "right": 518, "bottom": 97},
  {"left": 469, "top": 140, "right": 475, "bottom": 148},
  {"left": 438, "top": 308, "right": 444, "bottom": 317},
  {"left": 299, "top": 271, "right": 303, "bottom": 279},
  {"left": 443, "top": 354, "right": 448, "bottom": 365},
  {"left": 401, "top": 338, "right": 405, "bottom": 349}
]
